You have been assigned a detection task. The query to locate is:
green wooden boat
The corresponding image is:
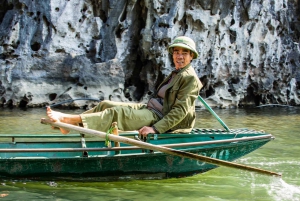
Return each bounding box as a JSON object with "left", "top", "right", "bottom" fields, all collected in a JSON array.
[
  {"left": 0, "top": 97, "right": 279, "bottom": 180},
  {"left": 0, "top": 128, "right": 274, "bottom": 180}
]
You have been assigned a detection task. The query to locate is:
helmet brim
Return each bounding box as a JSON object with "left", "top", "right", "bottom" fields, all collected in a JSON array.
[{"left": 168, "top": 43, "right": 199, "bottom": 59}]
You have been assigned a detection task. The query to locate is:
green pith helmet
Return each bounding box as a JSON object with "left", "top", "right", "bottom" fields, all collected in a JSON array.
[{"left": 168, "top": 36, "right": 199, "bottom": 59}]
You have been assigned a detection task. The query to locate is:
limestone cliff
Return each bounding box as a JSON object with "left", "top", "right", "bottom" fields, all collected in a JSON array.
[{"left": 0, "top": 0, "right": 299, "bottom": 108}]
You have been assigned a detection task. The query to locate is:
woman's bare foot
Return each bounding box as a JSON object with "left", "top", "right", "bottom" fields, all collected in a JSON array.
[{"left": 46, "top": 107, "right": 71, "bottom": 134}]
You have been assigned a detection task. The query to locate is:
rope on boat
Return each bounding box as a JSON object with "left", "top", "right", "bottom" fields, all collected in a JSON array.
[{"left": 105, "top": 125, "right": 115, "bottom": 148}]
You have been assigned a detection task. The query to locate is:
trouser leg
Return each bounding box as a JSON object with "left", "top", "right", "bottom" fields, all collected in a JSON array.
[
  {"left": 83, "top": 100, "right": 146, "bottom": 113},
  {"left": 80, "top": 105, "right": 159, "bottom": 132}
]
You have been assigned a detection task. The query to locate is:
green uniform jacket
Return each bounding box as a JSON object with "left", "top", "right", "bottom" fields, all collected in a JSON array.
[{"left": 153, "top": 64, "right": 203, "bottom": 133}]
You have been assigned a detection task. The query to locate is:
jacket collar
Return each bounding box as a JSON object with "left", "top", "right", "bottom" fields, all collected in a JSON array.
[
  {"left": 172, "top": 63, "right": 191, "bottom": 74},
  {"left": 158, "top": 63, "right": 192, "bottom": 90}
]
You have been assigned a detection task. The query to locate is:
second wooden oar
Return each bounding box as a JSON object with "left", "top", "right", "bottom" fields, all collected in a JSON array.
[{"left": 41, "top": 118, "right": 281, "bottom": 177}]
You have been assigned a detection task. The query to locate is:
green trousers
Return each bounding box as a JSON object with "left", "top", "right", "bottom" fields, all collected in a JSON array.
[{"left": 80, "top": 100, "right": 160, "bottom": 132}]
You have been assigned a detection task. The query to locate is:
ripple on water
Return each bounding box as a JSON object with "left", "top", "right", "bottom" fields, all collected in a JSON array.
[{"left": 267, "top": 178, "right": 300, "bottom": 201}]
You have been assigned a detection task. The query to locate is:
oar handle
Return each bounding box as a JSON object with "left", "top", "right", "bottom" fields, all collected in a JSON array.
[
  {"left": 197, "top": 95, "right": 230, "bottom": 132},
  {"left": 41, "top": 118, "right": 281, "bottom": 177}
]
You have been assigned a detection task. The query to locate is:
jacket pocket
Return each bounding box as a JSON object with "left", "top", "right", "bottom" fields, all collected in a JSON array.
[{"left": 167, "top": 85, "right": 179, "bottom": 103}]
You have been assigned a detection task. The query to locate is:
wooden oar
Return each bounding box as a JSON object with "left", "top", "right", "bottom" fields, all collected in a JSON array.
[
  {"left": 41, "top": 118, "right": 281, "bottom": 177},
  {"left": 197, "top": 95, "right": 230, "bottom": 132}
]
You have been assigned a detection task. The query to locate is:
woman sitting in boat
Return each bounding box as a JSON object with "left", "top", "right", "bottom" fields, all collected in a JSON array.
[{"left": 46, "top": 36, "right": 203, "bottom": 137}]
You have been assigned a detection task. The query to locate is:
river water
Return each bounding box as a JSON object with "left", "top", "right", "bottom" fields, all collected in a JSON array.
[{"left": 0, "top": 106, "right": 300, "bottom": 201}]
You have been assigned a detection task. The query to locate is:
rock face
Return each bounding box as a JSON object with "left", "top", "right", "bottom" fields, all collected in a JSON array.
[{"left": 0, "top": 0, "right": 299, "bottom": 108}]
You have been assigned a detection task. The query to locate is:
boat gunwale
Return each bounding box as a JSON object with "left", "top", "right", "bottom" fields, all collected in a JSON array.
[
  {"left": 0, "top": 134, "right": 274, "bottom": 153},
  {"left": 0, "top": 128, "right": 267, "bottom": 139}
]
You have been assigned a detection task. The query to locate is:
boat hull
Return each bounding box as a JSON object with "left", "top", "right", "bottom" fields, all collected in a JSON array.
[{"left": 0, "top": 132, "right": 271, "bottom": 180}]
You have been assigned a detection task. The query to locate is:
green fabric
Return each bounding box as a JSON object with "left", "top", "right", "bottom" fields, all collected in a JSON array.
[
  {"left": 80, "top": 101, "right": 160, "bottom": 132},
  {"left": 153, "top": 64, "right": 203, "bottom": 133}
]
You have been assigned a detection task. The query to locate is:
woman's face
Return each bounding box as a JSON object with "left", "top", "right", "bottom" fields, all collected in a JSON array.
[{"left": 172, "top": 47, "right": 194, "bottom": 69}]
